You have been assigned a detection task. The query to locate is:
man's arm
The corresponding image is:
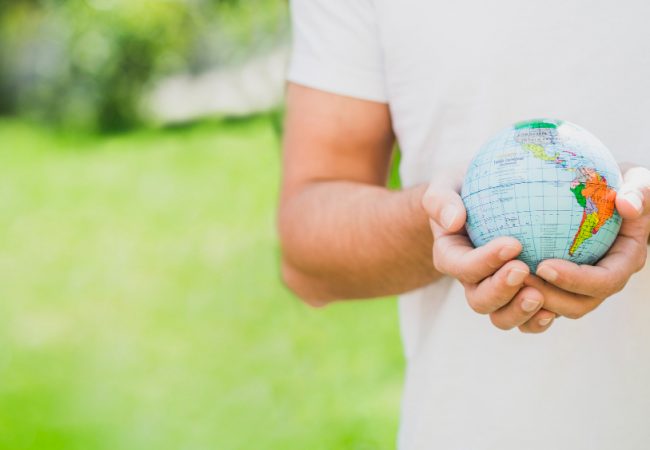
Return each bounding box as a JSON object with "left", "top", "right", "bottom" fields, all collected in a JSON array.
[
  {"left": 280, "top": 84, "right": 554, "bottom": 333},
  {"left": 278, "top": 83, "right": 436, "bottom": 305}
]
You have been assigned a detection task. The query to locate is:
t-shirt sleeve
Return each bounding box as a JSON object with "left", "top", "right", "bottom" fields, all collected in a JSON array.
[{"left": 288, "top": 0, "right": 387, "bottom": 103}]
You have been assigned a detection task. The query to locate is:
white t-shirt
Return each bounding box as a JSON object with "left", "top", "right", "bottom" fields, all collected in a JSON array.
[{"left": 288, "top": 1, "right": 650, "bottom": 448}]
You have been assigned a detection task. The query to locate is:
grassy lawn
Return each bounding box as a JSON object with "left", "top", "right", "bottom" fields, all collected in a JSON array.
[{"left": 0, "top": 116, "right": 404, "bottom": 449}]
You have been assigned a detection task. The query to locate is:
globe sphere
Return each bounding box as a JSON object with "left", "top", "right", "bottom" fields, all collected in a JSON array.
[{"left": 461, "top": 118, "right": 622, "bottom": 272}]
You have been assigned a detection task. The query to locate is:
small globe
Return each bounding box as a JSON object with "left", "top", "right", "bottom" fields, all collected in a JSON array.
[{"left": 461, "top": 119, "right": 622, "bottom": 272}]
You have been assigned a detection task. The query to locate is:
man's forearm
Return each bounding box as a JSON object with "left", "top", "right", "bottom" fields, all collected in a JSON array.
[{"left": 278, "top": 181, "right": 438, "bottom": 304}]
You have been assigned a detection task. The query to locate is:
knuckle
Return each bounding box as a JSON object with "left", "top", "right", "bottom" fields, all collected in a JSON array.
[
  {"left": 563, "top": 311, "right": 580, "bottom": 320},
  {"left": 433, "top": 247, "right": 450, "bottom": 274},
  {"left": 433, "top": 256, "right": 446, "bottom": 274},
  {"left": 485, "top": 255, "right": 503, "bottom": 271},
  {"left": 518, "top": 324, "right": 542, "bottom": 334},
  {"left": 561, "top": 274, "right": 579, "bottom": 292},
  {"left": 457, "top": 265, "right": 479, "bottom": 284},
  {"left": 489, "top": 313, "right": 513, "bottom": 330},
  {"left": 493, "top": 274, "right": 512, "bottom": 295},
  {"left": 601, "top": 275, "right": 623, "bottom": 296},
  {"left": 460, "top": 272, "right": 479, "bottom": 285},
  {"left": 635, "top": 250, "right": 647, "bottom": 273},
  {"left": 603, "top": 271, "right": 628, "bottom": 295},
  {"left": 569, "top": 279, "right": 583, "bottom": 294},
  {"left": 563, "top": 305, "right": 587, "bottom": 320},
  {"left": 455, "top": 270, "right": 470, "bottom": 284},
  {"left": 468, "top": 297, "right": 490, "bottom": 315},
  {"left": 611, "top": 279, "right": 627, "bottom": 295},
  {"left": 535, "top": 326, "right": 551, "bottom": 334},
  {"left": 494, "top": 288, "right": 517, "bottom": 309},
  {"left": 466, "top": 289, "right": 495, "bottom": 315}
]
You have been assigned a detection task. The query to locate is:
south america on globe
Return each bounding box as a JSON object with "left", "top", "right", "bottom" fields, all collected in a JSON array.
[{"left": 461, "top": 119, "right": 622, "bottom": 272}]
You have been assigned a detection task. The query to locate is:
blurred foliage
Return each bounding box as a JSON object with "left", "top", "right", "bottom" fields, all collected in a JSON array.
[
  {"left": 388, "top": 148, "right": 402, "bottom": 190},
  {"left": 0, "top": 0, "right": 288, "bottom": 132},
  {"left": 0, "top": 115, "right": 403, "bottom": 449}
]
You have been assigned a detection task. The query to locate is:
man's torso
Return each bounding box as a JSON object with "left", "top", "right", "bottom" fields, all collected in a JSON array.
[{"left": 372, "top": 1, "right": 650, "bottom": 448}]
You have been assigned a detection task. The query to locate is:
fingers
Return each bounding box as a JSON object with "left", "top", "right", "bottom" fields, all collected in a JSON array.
[
  {"left": 518, "top": 309, "right": 557, "bottom": 334},
  {"left": 488, "top": 286, "right": 545, "bottom": 330},
  {"left": 530, "top": 233, "right": 644, "bottom": 318},
  {"left": 424, "top": 166, "right": 524, "bottom": 284},
  {"left": 536, "top": 231, "right": 646, "bottom": 297},
  {"left": 422, "top": 169, "right": 467, "bottom": 233},
  {"left": 433, "top": 235, "right": 522, "bottom": 284},
  {"left": 536, "top": 260, "right": 625, "bottom": 298},
  {"left": 464, "top": 260, "right": 530, "bottom": 314},
  {"left": 524, "top": 275, "right": 603, "bottom": 319},
  {"left": 616, "top": 166, "right": 650, "bottom": 219}
]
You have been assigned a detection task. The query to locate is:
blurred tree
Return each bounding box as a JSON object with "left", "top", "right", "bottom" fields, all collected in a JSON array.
[{"left": 0, "top": 0, "right": 288, "bottom": 132}]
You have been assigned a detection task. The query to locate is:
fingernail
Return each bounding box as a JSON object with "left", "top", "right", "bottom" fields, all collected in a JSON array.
[
  {"left": 521, "top": 298, "right": 540, "bottom": 312},
  {"left": 622, "top": 190, "right": 644, "bottom": 213},
  {"left": 539, "top": 317, "right": 553, "bottom": 327},
  {"left": 499, "top": 245, "right": 520, "bottom": 260},
  {"left": 536, "top": 266, "right": 558, "bottom": 282},
  {"left": 441, "top": 205, "right": 459, "bottom": 229},
  {"left": 506, "top": 269, "right": 527, "bottom": 287}
]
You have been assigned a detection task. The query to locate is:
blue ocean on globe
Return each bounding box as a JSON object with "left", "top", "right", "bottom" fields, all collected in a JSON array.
[{"left": 461, "top": 118, "right": 622, "bottom": 272}]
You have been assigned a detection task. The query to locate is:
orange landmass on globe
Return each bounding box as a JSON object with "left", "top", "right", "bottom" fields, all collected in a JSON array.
[{"left": 569, "top": 168, "right": 617, "bottom": 256}]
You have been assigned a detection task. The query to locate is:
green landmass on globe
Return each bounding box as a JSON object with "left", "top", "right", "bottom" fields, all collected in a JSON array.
[{"left": 461, "top": 118, "right": 622, "bottom": 271}]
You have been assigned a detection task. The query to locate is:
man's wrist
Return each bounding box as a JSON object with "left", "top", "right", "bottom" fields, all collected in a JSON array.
[{"left": 402, "top": 183, "right": 436, "bottom": 272}]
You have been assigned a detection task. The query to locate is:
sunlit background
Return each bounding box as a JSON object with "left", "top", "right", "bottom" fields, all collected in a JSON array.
[{"left": 0, "top": 1, "right": 403, "bottom": 448}]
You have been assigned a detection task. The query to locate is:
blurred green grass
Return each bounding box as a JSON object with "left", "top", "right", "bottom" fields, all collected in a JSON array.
[{"left": 0, "top": 116, "right": 404, "bottom": 449}]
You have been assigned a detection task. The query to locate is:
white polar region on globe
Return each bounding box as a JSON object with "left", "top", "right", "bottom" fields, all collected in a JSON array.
[{"left": 461, "top": 118, "right": 622, "bottom": 272}]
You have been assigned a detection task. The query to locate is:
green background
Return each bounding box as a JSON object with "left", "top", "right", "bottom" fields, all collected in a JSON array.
[
  {"left": 0, "top": 1, "right": 405, "bottom": 447},
  {"left": 0, "top": 116, "right": 404, "bottom": 449}
]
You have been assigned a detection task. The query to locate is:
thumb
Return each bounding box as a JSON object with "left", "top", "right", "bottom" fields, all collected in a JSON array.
[
  {"left": 421, "top": 170, "right": 467, "bottom": 233},
  {"left": 616, "top": 166, "right": 650, "bottom": 219}
]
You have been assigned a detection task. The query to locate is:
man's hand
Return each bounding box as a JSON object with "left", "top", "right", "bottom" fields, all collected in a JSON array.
[
  {"left": 532, "top": 167, "right": 650, "bottom": 319},
  {"left": 422, "top": 170, "right": 556, "bottom": 333}
]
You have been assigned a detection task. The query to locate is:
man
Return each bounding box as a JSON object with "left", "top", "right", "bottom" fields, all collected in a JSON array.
[{"left": 278, "top": 1, "right": 650, "bottom": 448}]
